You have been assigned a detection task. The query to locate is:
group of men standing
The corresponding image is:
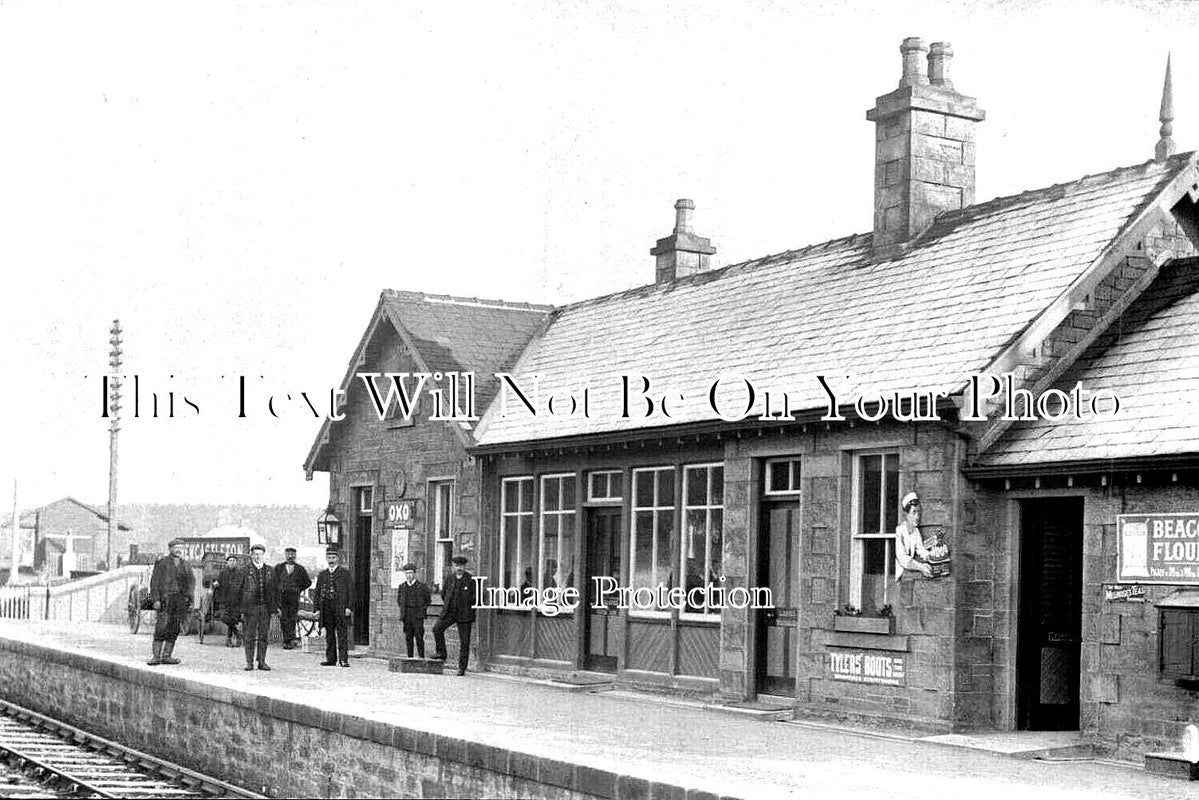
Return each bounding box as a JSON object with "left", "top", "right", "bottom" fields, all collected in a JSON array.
[
  {"left": 146, "top": 540, "right": 476, "bottom": 676},
  {"left": 147, "top": 539, "right": 348, "bottom": 670}
]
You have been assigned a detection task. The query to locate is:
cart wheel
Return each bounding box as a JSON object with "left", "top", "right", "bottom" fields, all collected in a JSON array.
[{"left": 128, "top": 587, "right": 141, "bottom": 634}]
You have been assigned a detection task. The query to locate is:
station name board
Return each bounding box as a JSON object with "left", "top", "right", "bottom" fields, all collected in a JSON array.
[
  {"left": 174, "top": 537, "right": 251, "bottom": 562},
  {"left": 1118, "top": 514, "right": 1199, "bottom": 584},
  {"left": 828, "top": 650, "right": 906, "bottom": 686}
]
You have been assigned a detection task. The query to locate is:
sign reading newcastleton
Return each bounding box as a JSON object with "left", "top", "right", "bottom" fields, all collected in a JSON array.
[
  {"left": 828, "top": 650, "right": 906, "bottom": 686},
  {"left": 1118, "top": 514, "right": 1199, "bottom": 584}
]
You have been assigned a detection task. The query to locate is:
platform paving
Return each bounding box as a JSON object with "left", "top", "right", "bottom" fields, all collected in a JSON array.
[{"left": 0, "top": 621, "right": 1193, "bottom": 799}]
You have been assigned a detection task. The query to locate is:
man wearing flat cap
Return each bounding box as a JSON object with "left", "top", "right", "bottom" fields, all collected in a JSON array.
[
  {"left": 275, "top": 546, "right": 312, "bottom": 650},
  {"left": 229, "top": 543, "right": 279, "bottom": 670},
  {"left": 396, "top": 563, "right": 431, "bottom": 659},
  {"left": 314, "top": 547, "right": 354, "bottom": 667},
  {"left": 148, "top": 538, "right": 194, "bottom": 666},
  {"left": 432, "top": 555, "right": 476, "bottom": 676},
  {"left": 895, "top": 492, "right": 933, "bottom": 579}
]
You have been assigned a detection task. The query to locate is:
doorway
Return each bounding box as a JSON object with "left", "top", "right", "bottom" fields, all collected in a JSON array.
[
  {"left": 756, "top": 501, "right": 800, "bottom": 696},
  {"left": 583, "top": 507, "right": 622, "bottom": 672},
  {"left": 1017, "top": 497, "right": 1083, "bottom": 730},
  {"left": 352, "top": 487, "right": 372, "bottom": 646}
]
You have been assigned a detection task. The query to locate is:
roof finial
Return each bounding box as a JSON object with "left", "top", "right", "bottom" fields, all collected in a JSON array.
[{"left": 1155, "top": 53, "right": 1176, "bottom": 162}]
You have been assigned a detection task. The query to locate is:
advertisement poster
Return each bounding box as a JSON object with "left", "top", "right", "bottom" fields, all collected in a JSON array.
[{"left": 1118, "top": 513, "right": 1199, "bottom": 584}]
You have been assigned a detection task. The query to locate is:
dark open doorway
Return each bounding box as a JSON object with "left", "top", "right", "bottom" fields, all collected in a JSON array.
[{"left": 1017, "top": 497, "right": 1084, "bottom": 730}]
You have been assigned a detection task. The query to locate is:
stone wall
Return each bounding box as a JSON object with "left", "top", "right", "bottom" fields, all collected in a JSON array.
[
  {"left": 0, "top": 636, "right": 718, "bottom": 800},
  {"left": 1083, "top": 481, "right": 1199, "bottom": 760}
]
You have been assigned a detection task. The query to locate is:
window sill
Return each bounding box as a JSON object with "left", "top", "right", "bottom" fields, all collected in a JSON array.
[
  {"left": 833, "top": 615, "right": 895, "bottom": 635},
  {"left": 813, "top": 629, "right": 910, "bottom": 652}
]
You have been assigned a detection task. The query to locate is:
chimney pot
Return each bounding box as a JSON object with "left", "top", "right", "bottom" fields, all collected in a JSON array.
[
  {"left": 899, "top": 37, "right": 929, "bottom": 87},
  {"left": 929, "top": 42, "right": 953, "bottom": 88},
  {"left": 674, "top": 199, "right": 695, "bottom": 234}
]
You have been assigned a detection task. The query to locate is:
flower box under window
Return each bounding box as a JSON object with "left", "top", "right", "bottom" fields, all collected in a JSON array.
[{"left": 833, "top": 615, "right": 895, "bottom": 635}]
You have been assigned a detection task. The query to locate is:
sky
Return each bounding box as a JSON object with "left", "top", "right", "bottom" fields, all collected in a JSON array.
[{"left": 1, "top": 0, "right": 1196, "bottom": 512}]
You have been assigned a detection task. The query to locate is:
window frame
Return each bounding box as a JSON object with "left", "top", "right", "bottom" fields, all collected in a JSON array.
[
  {"left": 498, "top": 476, "right": 534, "bottom": 609},
  {"left": 763, "top": 458, "right": 802, "bottom": 497},
  {"left": 848, "top": 450, "right": 901, "bottom": 613},
  {"left": 428, "top": 478, "right": 455, "bottom": 596},
  {"left": 629, "top": 465, "right": 677, "bottom": 619},
  {"left": 587, "top": 470, "right": 624, "bottom": 503},
  {"left": 538, "top": 473, "right": 578, "bottom": 605},
  {"left": 679, "top": 463, "right": 724, "bottom": 622}
]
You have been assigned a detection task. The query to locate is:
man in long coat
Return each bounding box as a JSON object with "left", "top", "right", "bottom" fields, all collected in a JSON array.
[
  {"left": 432, "top": 555, "right": 476, "bottom": 676},
  {"left": 313, "top": 547, "right": 353, "bottom": 667},
  {"left": 148, "top": 538, "right": 194, "bottom": 666},
  {"left": 229, "top": 543, "right": 279, "bottom": 670},
  {"left": 395, "top": 563, "right": 431, "bottom": 658}
]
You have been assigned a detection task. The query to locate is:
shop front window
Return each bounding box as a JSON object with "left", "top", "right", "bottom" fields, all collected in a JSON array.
[
  {"left": 849, "top": 452, "right": 899, "bottom": 614},
  {"left": 499, "top": 476, "right": 534, "bottom": 605},
  {"left": 681, "top": 464, "right": 723, "bottom": 617},
  {"left": 539, "top": 474, "right": 577, "bottom": 592},
  {"left": 630, "top": 467, "right": 676, "bottom": 614}
]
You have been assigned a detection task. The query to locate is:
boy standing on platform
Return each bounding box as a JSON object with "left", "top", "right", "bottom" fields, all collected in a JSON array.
[
  {"left": 395, "top": 563, "right": 431, "bottom": 659},
  {"left": 315, "top": 547, "right": 353, "bottom": 667}
]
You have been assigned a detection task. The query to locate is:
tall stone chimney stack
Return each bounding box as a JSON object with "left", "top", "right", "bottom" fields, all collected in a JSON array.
[
  {"left": 867, "top": 38, "right": 985, "bottom": 258},
  {"left": 651, "top": 199, "right": 716, "bottom": 283}
]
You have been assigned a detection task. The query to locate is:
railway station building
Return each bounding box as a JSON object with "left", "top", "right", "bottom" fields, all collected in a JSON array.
[
  {"left": 303, "top": 291, "right": 550, "bottom": 654},
  {"left": 307, "top": 40, "right": 1199, "bottom": 759}
]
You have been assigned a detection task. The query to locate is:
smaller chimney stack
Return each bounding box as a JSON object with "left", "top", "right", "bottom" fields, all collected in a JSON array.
[
  {"left": 899, "top": 37, "right": 929, "bottom": 87},
  {"left": 928, "top": 42, "right": 953, "bottom": 88},
  {"left": 651, "top": 199, "right": 716, "bottom": 283}
]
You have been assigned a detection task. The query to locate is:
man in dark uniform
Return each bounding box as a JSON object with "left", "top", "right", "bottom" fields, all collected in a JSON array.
[
  {"left": 274, "top": 546, "right": 312, "bottom": 650},
  {"left": 148, "top": 538, "right": 194, "bottom": 666},
  {"left": 212, "top": 554, "right": 242, "bottom": 648},
  {"left": 395, "top": 563, "right": 431, "bottom": 658},
  {"left": 229, "top": 543, "right": 279, "bottom": 671},
  {"left": 314, "top": 547, "right": 353, "bottom": 667},
  {"left": 432, "top": 555, "right": 476, "bottom": 676}
]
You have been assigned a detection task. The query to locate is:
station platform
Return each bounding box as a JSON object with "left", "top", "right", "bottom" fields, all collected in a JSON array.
[{"left": 0, "top": 621, "right": 1190, "bottom": 799}]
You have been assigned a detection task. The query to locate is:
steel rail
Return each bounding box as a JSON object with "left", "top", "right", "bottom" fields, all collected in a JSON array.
[
  {"left": 0, "top": 736, "right": 121, "bottom": 797},
  {"left": 0, "top": 697, "right": 264, "bottom": 798}
]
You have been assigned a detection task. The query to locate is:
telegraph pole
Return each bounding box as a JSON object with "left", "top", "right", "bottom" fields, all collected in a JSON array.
[
  {"left": 7, "top": 481, "right": 17, "bottom": 585},
  {"left": 107, "top": 320, "right": 123, "bottom": 571}
]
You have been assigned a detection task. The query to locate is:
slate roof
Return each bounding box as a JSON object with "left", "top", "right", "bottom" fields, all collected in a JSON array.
[
  {"left": 305, "top": 292, "right": 551, "bottom": 473},
  {"left": 474, "top": 153, "right": 1197, "bottom": 446},
  {"left": 976, "top": 257, "right": 1199, "bottom": 471},
  {"left": 14, "top": 497, "right": 132, "bottom": 530},
  {"left": 381, "top": 292, "right": 553, "bottom": 420}
]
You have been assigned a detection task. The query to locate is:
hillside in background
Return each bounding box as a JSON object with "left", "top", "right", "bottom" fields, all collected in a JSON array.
[{"left": 115, "top": 503, "right": 321, "bottom": 559}]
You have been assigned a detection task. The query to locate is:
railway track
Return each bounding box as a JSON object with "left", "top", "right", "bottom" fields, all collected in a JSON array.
[{"left": 0, "top": 698, "right": 263, "bottom": 799}]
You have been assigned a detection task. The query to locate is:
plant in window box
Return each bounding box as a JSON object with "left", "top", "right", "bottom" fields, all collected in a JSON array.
[{"left": 832, "top": 603, "right": 896, "bottom": 635}]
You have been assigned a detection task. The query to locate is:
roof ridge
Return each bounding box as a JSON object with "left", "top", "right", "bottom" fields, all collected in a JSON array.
[
  {"left": 383, "top": 289, "right": 554, "bottom": 312},
  {"left": 934, "top": 151, "right": 1196, "bottom": 226},
  {"left": 557, "top": 231, "right": 872, "bottom": 314}
]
